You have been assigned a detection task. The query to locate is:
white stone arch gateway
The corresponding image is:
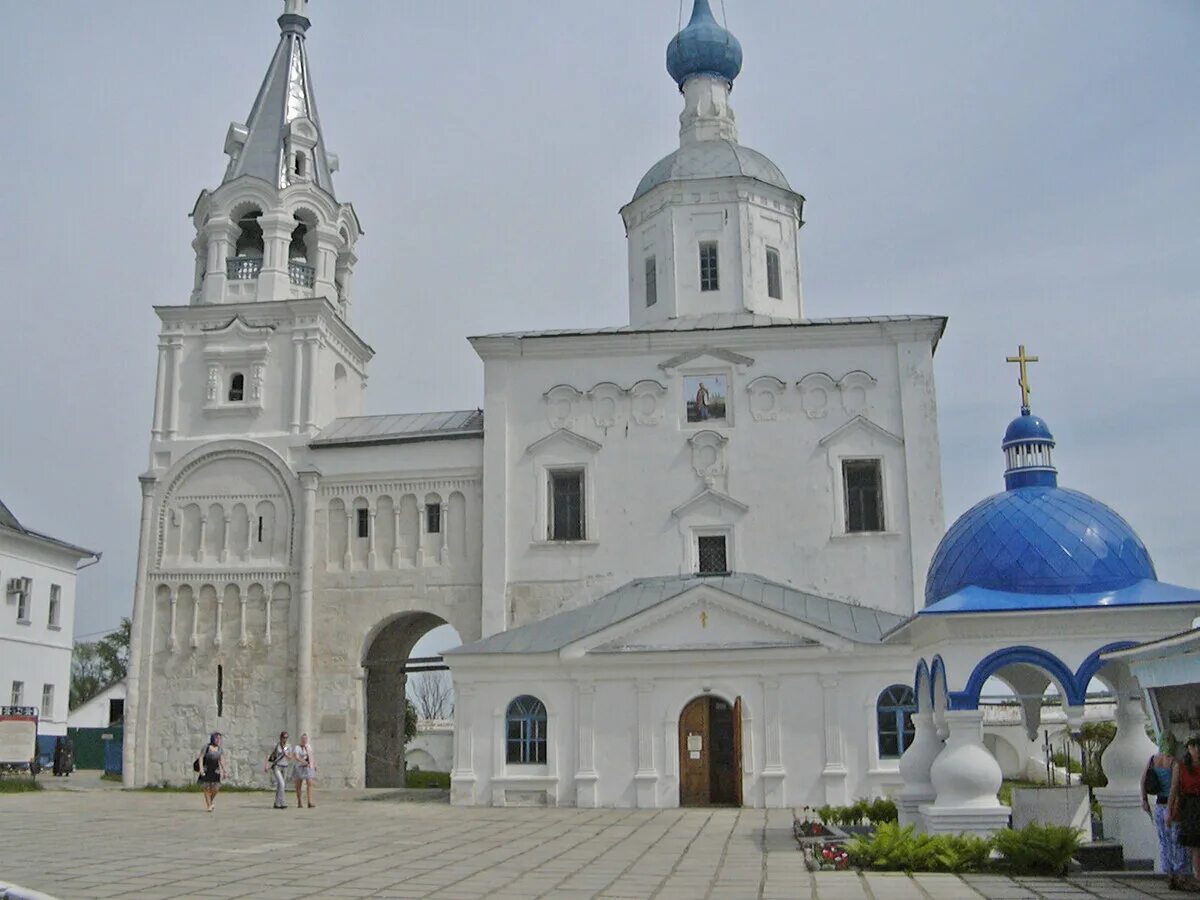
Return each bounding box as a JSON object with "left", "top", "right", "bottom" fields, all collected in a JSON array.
[{"left": 359, "top": 607, "right": 475, "bottom": 788}]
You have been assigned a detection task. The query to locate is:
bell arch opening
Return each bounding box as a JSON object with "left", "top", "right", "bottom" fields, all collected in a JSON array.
[{"left": 361, "top": 613, "right": 460, "bottom": 788}]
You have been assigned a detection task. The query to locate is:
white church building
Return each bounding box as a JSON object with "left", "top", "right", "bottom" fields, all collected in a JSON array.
[{"left": 124, "top": 1, "right": 1199, "bottom": 859}]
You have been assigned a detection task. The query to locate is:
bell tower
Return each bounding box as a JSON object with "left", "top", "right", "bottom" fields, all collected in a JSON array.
[{"left": 190, "top": 0, "right": 361, "bottom": 322}]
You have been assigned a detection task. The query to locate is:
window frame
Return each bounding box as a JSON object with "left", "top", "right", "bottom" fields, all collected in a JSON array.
[
  {"left": 11, "top": 680, "right": 24, "bottom": 707},
  {"left": 505, "top": 695, "right": 548, "bottom": 765},
  {"left": 876, "top": 685, "right": 917, "bottom": 760},
  {"left": 41, "top": 683, "right": 54, "bottom": 720},
  {"left": 699, "top": 241, "right": 720, "bottom": 292},
  {"left": 426, "top": 502, "right": 442, "bottom": 535},
  {"left": 692, "top": 526, "right": 734, "bottom": 576},
  {"left": 227, "top": 372, "right": 246, "bottom": 403},
  {"left": 766, "top": 246, "right": 782, "bottom": 300},
  {"left": 547, "top": 467, "right": 586, "bottom": 542},
  {"left": 10, "top": 578, "right": 31, "bottom": 624},
  {"left": 47, "top": 584, "right": 61, "bottom": 629},
  {"left": 842, "top": 458, "right": 885, "bottom": 534},
  {"left": 645, "top": 255, "right": 658, "bottom": 307},
  {"left": 696, "top": 534, "right": 730, "bottom": 576},
  {"left": 356, "top": 507, "right": 370, "bottom": 539}
]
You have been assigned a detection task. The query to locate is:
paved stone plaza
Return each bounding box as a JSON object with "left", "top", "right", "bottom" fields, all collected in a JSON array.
[{"left": 0, "top": 785, "right": 1181, "bottom": 899}]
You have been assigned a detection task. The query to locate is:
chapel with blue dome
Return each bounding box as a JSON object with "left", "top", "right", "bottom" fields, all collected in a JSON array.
[{"left": 923, "top": 351, "right": 1172, "bottom": 614}]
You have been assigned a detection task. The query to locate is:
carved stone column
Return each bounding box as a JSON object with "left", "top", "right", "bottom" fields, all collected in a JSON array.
[
  {"left": 200, "top": 216, "right": 238, "bottom": 304},
  {"left": 167, "top": 587, "right": 178, "bottom": 653},
  {"left": 219, "top": 513, "right": 231, "bottom": 563},
  {"left": 897, "top": 710, "right": 943, "bottom": 830},
  {"left": 214, "top": 594, "right": 224, "bottom": 649},
  {"left": 921, "top": 710, "right": 1009, "bottom": 836},
  {"left": 391, "top": 506, "right": 402, "bottom": 569},
  {"left": 290, "top": 335, "right": 305, "bottom": 435},
  {"left": 1095, "top": 671, "right": 1159, "bottom": 869},
  {"left": 190, "top": 591, "right": 200, "bottom": 649},
  {"left": 238, "top": 592, "right": 248, "bottom": 648},
  {"left": 366, "top": 502, "right": 377, "bottom": 570},
  {"left": 196, "top": 515, "right": 207, "bottom": 563}
]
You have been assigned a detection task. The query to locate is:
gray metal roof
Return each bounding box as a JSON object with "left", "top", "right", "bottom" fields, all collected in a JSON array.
[
  {"left": 472, "top": 313, "right": 947, "bottom": 342},
  {"left": 633, "top": 140, "right": 794, "bottom": 201},
  {"left": 0, "top": 497, "right": 23, "bottom": 533},
  {"left": 224, "top": 10, "right": 337, "bottom": 197},
  {"left": 0, "top": 496, "right": 99, "bottom": 558},
  {"left": 449, "top": 573, "right": 905, "bottom": 655},
  {"left": 310, "top": 410, "right": 483, "bottom": 448}
]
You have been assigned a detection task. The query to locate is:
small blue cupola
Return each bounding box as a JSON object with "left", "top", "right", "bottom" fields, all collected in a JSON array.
[
  {"left": 666, "top": 0, "right": 743, "bottom": 91},
  {"left": 1002, "top": 410, "right": 1056, "bottom": 489}
]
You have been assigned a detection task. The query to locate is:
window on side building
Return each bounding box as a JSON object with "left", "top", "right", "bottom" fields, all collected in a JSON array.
[
  {"left": 876, "top": 685, "right": 917, "bottom": 759},
  {"left": 11, "top": 681, "right": 24, "bottom": 707},
  {"left": 505, "top": 695, "right": 548, "bottom": 764},
  {"left": 48, "top": 584, "right": 61, "bottom": 628},
  {"left": 548, "top": 469, "right": 585, "bottom": 541},
  {"left": 843, "top": 459, "right": 884, "bottom": 533},
  {"left": 41, "top": 684, "right": 54, "bottom": 719}
]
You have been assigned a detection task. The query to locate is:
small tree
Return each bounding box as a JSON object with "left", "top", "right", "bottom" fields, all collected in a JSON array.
[
  {"left": 403, "top": 698, "right": 419, "bottom": 745},
  {"left": 1074, "top": 721, "right": 1118, "bottom": 788},
  {"left": 70, "top": 617, "right": 132, "bottom": 709},
  {"left": 409, "top": 670, "right": 454, "bottom": 720}
]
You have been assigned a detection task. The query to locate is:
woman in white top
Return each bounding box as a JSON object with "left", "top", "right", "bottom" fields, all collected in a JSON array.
[{"left": 293, "top": 733, "right": 316, "bottom": 808}]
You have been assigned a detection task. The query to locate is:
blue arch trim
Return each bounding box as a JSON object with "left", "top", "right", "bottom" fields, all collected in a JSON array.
[
  {"left": 1074, "top": 641, "right": 1139, "bottom": 692},
  {"left": 914, "top": 659, "right": 931, "bottom": 713},
  {"left": 951, "top": 646, "right": 1085, "bottom": 710},
  {"left": 929, "top": 655, "right": 948, "bottom": 708}
]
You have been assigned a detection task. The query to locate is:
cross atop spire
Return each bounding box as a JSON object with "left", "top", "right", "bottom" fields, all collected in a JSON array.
[{"left": 1005, "top": 344, "right": 1039, "bottom": 413}]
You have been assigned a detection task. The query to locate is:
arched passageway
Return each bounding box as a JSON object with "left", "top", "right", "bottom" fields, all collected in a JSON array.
[{"left": 361, "top": 612, "right": 459, "bottom": 788}]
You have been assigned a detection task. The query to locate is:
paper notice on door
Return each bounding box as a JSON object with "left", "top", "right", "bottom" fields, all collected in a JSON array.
[
  {"left": 689, "top": 751, "right": 700, "bottom": 760},
  {"left": 687, "top": 734, "right": 702, "bottom": 753}
]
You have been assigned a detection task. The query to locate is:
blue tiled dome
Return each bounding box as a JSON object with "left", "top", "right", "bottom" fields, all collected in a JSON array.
[
  {"left": 1003, "top": 413, "right": 1053, "bottom": 447},
  {"left": 925, "top": 486, "right": 1156, "bottom": 606},
  {"left": 666, "top": 0, "right": 743, "bottom": 90}
]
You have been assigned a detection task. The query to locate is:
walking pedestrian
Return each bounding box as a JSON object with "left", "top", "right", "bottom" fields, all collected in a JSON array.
[
  {"left": 1144, "top": 732, "right": 1189, "bottom": 888},
  {"left": 264, "top": 731, "right": 291, "bottom": 809},
  {"left": 1170, "top": 734, "right": 1200, "bottom": 889},
  {"left": 195, "top": 732, "right": 226, "bottom": 812},
  {"left": 293, "top": 733, "right": 316, "bottom": 808}
]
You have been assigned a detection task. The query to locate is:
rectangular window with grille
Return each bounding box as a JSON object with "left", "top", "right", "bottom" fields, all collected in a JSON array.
[
  {"left": 356, "top": 508, "right": 370, "bottom": 539},
  {"left": 548, "top": 470, "right": 585, "bottom": 541},
  {"left": 697, "top": 535, "right": 729, "bottom": 575},
  {"left": 11, "top": 681, "right": 23, "bottom": 707},
  {"left": 645, "top": 256, "right": 657, "bottom": 307},
  {"left": 41, "top": 684, "right": 53, "bottom": 719},
  {"left": 699, "top": 241, "right": 719, "bottom": 292},
  {"left": 844, "top": 459, "right": 884, "bottom": 532},
  {"left": 426, "top": 503, "right": 441, "bottom": 534},
  {"left": 766, "top": 247, "right": 782, "bottom": 299}
]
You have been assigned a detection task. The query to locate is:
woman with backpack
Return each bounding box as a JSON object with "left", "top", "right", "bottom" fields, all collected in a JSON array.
[
  {"left": 195, "top": 732, "right": 226, "bottom": 812},
  {"left": 1144, "top": 732, "right": 1189, "bottom": 888}
]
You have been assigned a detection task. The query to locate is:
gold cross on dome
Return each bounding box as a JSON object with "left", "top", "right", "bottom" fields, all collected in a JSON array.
[{"left": 1005, "top": 344, "right": 1039, "bottom": 411}]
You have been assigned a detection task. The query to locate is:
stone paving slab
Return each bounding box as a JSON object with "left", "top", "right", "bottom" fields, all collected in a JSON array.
[{"left": 0, "top": 789, "right": 1183, "bottom": 899}]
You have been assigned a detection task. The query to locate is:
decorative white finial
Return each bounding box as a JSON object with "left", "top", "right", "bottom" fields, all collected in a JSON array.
[{"left": 284, "top": 0, "right": 308, "bottom": 17}]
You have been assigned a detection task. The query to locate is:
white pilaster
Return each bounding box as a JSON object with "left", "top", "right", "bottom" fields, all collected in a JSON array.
[
  {"left": 450, "top": 684, "right": 476, "bottom": 805},
  {"left": 123, "top": 475, "right": 158, "bottom": 786},
  {"left": 167, "top": 587, "right": 178, "bottom": 653},
  {"left": 302, "top": 336, "right": 320, "bottom": 432},
  {"left": 635, "top": 680, "right": 658, "bottom": 807},
  {"left": 296, "top": 470, "right": 319, "bottom": 737},
  {"left": 165, "top": 338, "right": 182, "bottom": 439},
  {"left": 151, "top": 341, "right": 169, "bottom": 440},
  {"left": 214, "top": 594, "right": 224, "bottom": 649},
  {"left": 574, "top": 681, "right": 598, "bottom": 808},
  {"left": 820, "top": 675, "right": 848, "bottom": 805},
  {"left": 761, "top": 678, "right": 785, "bottom": 807},
  {"left": 238, "top": 592, "right": 247, "bottom": 648},
  {"left": 366, "top": 502, "right": 377, "bottom": 570},
  {"left": 290, "top": 336, "right": 304, "bottom": 434}
]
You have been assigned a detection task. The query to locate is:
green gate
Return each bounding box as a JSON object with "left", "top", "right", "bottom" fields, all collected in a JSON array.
[{"left": 67, "top": 726, "right": 123, "bottom": 771}]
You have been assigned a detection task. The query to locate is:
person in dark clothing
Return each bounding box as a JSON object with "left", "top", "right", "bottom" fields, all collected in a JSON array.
[
  {"left": 1169, "top": 734, "right": 1200, "bottom": 889},
  {"left": 195, "top": 732, "right": 227, "bottom": 812},
  {"left": 52, "top": 735, "right": 74, "bottom": 776}
]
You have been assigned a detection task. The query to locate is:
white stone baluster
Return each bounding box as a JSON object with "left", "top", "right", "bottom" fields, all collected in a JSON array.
[
  {"left": 921, "top": 710, "right": 1009, "bottom": 836},
  {"left": 167, "top": 588, "right": 178, "bottom": 653}
]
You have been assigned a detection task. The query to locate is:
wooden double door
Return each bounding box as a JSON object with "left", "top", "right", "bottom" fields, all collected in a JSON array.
[{"left": 679, "top": 695, "right": 742, "bottom": 807}]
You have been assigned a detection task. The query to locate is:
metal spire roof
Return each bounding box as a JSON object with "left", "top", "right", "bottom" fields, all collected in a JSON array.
[{"left": 223, "top": 0, "right": 337, "bottom": 198}]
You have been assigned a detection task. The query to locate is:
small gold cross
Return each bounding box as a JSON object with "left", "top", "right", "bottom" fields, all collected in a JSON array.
[{"left": 1006, "top": 344, "right": 1039, "bottom": 411}]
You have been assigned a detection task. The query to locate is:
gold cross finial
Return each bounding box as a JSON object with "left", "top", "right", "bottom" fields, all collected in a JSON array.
[{"left": 1005, "top": 344, "right": 1039, "bottom": 411}]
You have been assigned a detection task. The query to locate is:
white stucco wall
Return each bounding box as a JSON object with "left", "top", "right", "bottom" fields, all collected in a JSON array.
[
  {"left": 474, "top": 319, "right": 945, "bottom": 636},
  {"left": 68, "top": 680, "right": 127, "bottom": 730}
]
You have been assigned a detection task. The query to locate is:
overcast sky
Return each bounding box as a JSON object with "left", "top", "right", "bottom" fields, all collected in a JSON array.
[{"left": 1, "top": 1, "right": 1197, "bottom": 645}]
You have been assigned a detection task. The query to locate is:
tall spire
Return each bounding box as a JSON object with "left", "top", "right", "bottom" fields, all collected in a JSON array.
[{"left": 221, "top": 0, "right": 338, "bottom": 197}]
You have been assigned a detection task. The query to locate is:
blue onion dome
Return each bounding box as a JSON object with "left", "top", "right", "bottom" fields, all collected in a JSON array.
[
  {"left": 925, "top": 407, "right": 1156, "bottom": 606},
  {"left": 666, "top": 0, "right": 743, "bottom": 91}
]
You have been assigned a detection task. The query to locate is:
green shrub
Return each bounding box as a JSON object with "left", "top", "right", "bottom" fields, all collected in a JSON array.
[
  {"left": 866, "top": 797, "right": 899, "bottom": 825},
  {"left": 992, "top": 822, "right": 1082, "bottom": 877},
  {"left": 405, "top": 770, "right": 450, "bottom": 789},
  {"left": 846, "top": 822, "right": 990, "bottom": 873}
]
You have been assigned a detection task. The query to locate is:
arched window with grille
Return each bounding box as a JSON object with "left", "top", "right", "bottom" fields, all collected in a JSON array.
[
  {"left": 228, "top": 372, "right": 245, "bottom": 402},
  {"left": 505, "top": 695, "right": 547, "bottom": 764},
  {"left": 876, "top": 684, "right": 917, "bottom": 759}
]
